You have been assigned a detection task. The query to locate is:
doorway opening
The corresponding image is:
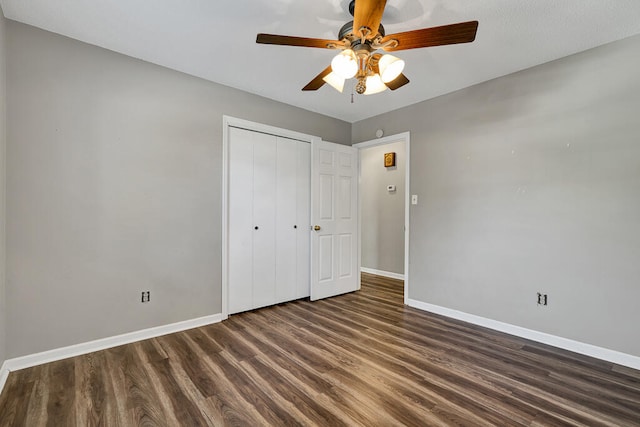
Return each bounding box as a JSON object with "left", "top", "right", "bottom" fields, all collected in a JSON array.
[{"left": 355, "top": 132, "right": 410, "bottom": 303}]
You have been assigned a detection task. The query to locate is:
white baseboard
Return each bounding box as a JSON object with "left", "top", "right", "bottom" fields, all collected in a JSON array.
[
  {"left": 407, "top": 299, "right": 640, "bottom": 371},
  {"left": 0, "top": 313, "right": 224, "bottom": 396},
  {"left": 361, "top": 267, "right": 405, "bottom": 281},
  {"left": 0, "top": 360, "right": 9, "bottom": 396}
]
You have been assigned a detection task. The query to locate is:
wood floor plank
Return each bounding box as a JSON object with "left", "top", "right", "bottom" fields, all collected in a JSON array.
[
  {"left": 75, "top": 352, "right": 109, "bottom": 426},
  {"left": 0, "top": 367, "right": 37, "bottom": 426},
  {"left": 155, "top": 333, "right": 220, "bottom": 399},
  {"left": 105, "top": 343, "right": 171, "bottom": 426},
  {"left": 1, "top": 273, "right": 639, "bottom": 426},
  {"left": 24, "top": 366, "right": 49, "bottom": 427},
  {"left": 185, "top": 335, "right": 274, "bottom": 426},
  {"left": 148, "top": 356, "right": 210, "bottom": 426},
  {"left": 45, "top": 358, "right": 77, "bottom": 427}
]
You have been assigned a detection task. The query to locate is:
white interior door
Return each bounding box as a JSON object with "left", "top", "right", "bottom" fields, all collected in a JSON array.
[{"left": 310, "top": 140, "right": 359, "bottom": 300}]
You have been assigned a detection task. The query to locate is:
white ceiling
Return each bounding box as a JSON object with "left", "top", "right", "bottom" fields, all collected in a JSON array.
[{"left": 2, "top": 0, "right": 640, "bottom": 123}]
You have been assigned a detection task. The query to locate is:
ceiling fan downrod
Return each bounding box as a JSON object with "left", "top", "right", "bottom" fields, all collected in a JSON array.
[{"left": 354, "top": 48, "right": 371, "bottom": 94}]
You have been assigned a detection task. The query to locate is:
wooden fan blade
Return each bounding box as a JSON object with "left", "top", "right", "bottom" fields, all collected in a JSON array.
[
  {"left": 385, "top": 73, "right": 410, "bottom": 90},
  {"left": 302, "top": 66, "right": 333, "bottom": 91},
  {"left": 257, "top": 34, "right": 341, "bottom": 49},
  {"left": 353, "top": 0, "right": 387, "bottom": 40},
  {"left": 380, "top": 21, "right": 478, "bottom": 51}
]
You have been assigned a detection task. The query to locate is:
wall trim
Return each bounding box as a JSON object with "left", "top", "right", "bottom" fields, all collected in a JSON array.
[
  {"left": 0, "top": 313, "right": 224, "bottom": 395},
  {"left": 0, "top": 361, "right": 9, "bottom": 396},
  {"left": 407, "top": 299, "right": 640, "bottom": 370},
  {"left": 360, "top": 267, "right": 405, "bottom": 281}
]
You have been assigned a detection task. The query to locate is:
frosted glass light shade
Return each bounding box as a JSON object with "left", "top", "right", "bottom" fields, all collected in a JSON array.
[
  {"left": 363, "top": 74, "right": 387, "bottom": 95},
  {"left": 322, "top": 71, "right": 345, "bottom": 93},
  {"left": 331, "top": 49, "right": 358, "bottom": 79},
  {"left": 378, "top": 54, "right": 405, "bottom": 83}
]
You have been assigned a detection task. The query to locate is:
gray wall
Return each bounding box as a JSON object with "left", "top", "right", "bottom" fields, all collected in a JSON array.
[
  {"left": 6, "top": 21, "right": 351, "bottom": 358},
  {"left": 360, "top": 141, "right": 405, "bottom": 274},
  {"left": 0, "top": 6, "right": 6, "bottom": 366},
  {"left": 353, "top": 34, "right": 640, "bottom": 357}
]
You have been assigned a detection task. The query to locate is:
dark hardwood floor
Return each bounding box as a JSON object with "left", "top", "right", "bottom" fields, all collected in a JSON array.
[{"left": 1, "top": 273, "right": 639, "bottom": 426}]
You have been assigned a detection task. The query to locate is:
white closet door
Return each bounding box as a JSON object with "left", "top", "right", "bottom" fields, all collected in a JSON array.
[
  {"left": 228, "top": 127, "right": 255, "bottom": 314},
  {"left": 228, "top": 127, "right": 311, "bottom": 314},
  {"left": 252, "top": 131, "right": 277, "bottom": 309},
  {"left": 296, "top": 142, "right": 311, "bottom": 299},
  {"left": 275, "top": 137, "right": 298, "bottom": 303}
]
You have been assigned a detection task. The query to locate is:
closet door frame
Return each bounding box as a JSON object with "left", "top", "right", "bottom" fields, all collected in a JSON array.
[{"left": 222, "top": 116, "right": 320, "bottom": 319}]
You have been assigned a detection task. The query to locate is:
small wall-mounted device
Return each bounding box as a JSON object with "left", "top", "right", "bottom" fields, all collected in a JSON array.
[
  {"left": 537, "top": 292, "right": 548, "bottom": 306},
  {"left": 387, "top": 185, "right": 396, "bottom": 192}
]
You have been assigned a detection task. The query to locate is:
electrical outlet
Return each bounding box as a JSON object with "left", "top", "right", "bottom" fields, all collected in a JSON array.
[
  {"left": 537, "top": 292, "right": 548, "bottom": 306},
  {"left": 141, "top": 291, "right": 150, "bottom": 303}
]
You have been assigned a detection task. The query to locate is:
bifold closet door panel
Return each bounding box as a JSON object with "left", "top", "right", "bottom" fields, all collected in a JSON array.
[
  {"left": 276, "top": 137, "right": 298, "bottom": 303},
  {"left": 228, "top": 127, "right": 254, "bottom": 314},
  {"left": 296, "top": 142, "right": 311, "bottom": 299},
  {"left": 252, "top": 132, "right": 278, "bottom": 309}
]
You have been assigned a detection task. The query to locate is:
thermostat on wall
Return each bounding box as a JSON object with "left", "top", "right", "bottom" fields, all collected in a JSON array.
[{"left": 387, "top": 185, "right": 396, "bottom": 192}]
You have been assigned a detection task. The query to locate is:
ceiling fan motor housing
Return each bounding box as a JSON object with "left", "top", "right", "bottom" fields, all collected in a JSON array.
[
  {"left": 338, "top": 21, "right": 385, "bottom": 42},
  {"left": 349, "top": 0, "right": 356, "bottom": 16}
]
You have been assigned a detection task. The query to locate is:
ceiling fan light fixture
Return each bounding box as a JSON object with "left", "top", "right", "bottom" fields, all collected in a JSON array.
[
  {"left": 363, "top": 74, "right": 387, "bottom": 95},
  {"left": 331, "top": 49, "right": 358, "bottom": 79},
  {"left": 322, "top": 71, "right": 346, "bottom": 93},
  {"left": 256, "top": 2, "right": 479, "bottom": 97},
  {"left": 378, "top": 54, "right": 405, "bottom": 83}
]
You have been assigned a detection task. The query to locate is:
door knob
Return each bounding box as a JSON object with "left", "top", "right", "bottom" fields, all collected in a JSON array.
[{"left": 313, "top": 225, "right": 321, "bottom": 231}]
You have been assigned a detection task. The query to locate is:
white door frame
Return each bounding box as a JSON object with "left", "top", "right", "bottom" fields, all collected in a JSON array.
[
  {"left": 222, "top": 115, "right": 320, "bottom": 319},
  {"left": 353, "top": 132, "right": 410, "bottom": 304}
]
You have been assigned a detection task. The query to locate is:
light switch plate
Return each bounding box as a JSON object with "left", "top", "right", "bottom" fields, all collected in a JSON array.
[{"left": 411, "top": 195, "right": 418, "bottom": 205}]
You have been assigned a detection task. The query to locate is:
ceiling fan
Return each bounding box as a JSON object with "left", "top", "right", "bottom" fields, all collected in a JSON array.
[{"left": 256, "top": 0, "right": 478, "bottom": 95}]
